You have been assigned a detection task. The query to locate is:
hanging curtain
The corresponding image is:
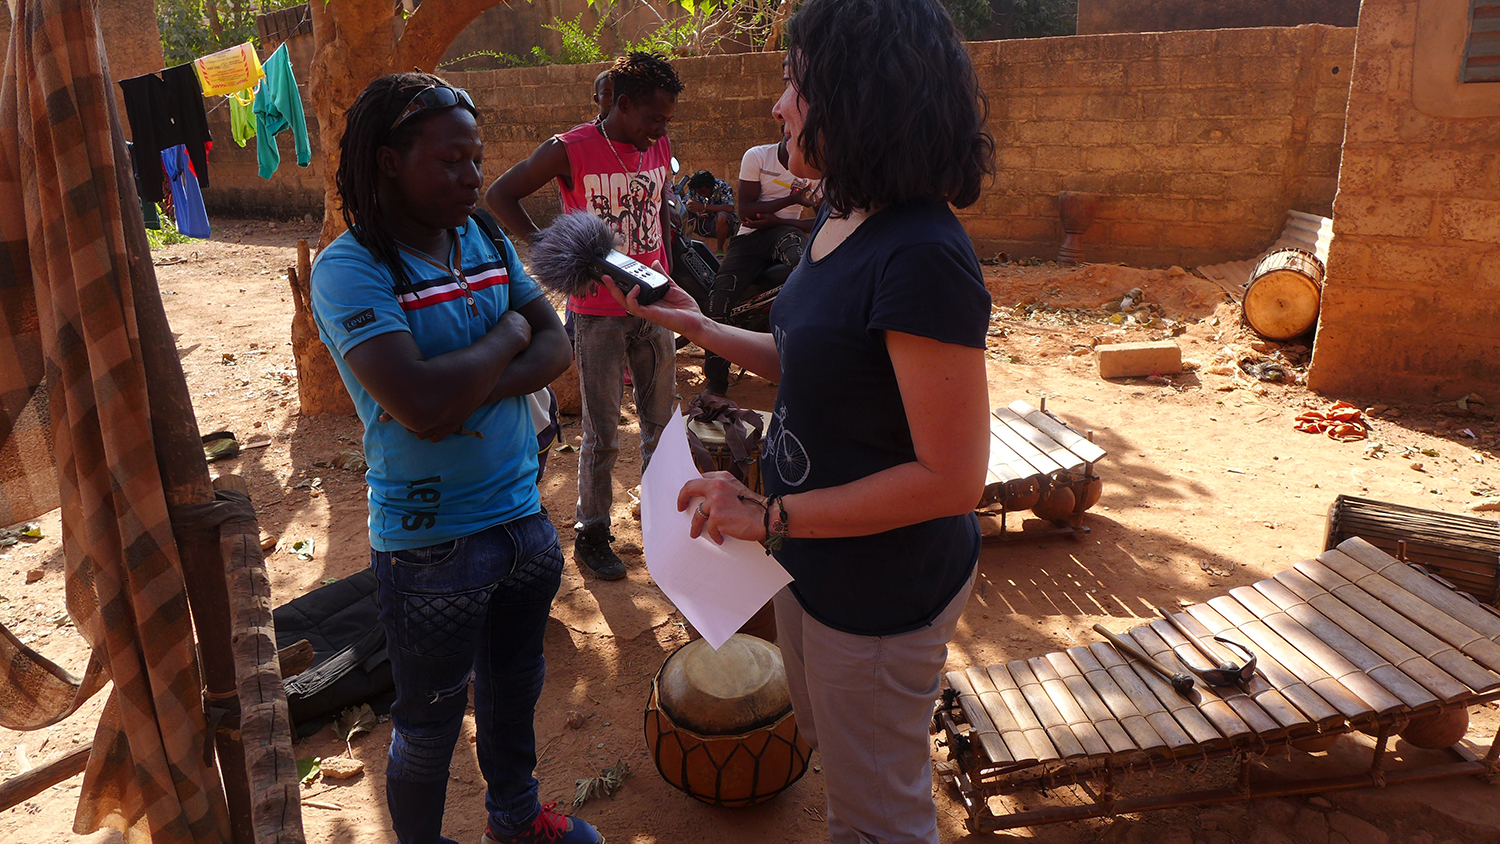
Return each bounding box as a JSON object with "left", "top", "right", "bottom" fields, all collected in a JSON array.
[{"left": 0, "top": 0, "right": 232, "bottom": 839}]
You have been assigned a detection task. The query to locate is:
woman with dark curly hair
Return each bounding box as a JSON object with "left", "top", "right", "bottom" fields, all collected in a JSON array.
[
  {"left": 606, "top": 0, "right": 994, "bottom": 840},
  {"left": 309, "top": 72, "right": 596, "bottom": 844}
]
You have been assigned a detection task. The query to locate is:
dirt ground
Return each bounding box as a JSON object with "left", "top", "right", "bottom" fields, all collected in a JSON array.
[{"left": 2, "top": 219, "right": 1498, "bottom": 844}]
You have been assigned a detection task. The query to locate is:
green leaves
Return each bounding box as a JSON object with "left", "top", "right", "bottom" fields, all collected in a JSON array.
[
  {"left": 573, "top": 759, "right": 632, "bottom": 808},
  {"left": 296, "top": 756, "right": 321, "bottom": 784},
  {"left": 334, "top": 703, "right": 377, "bottom": 745}
]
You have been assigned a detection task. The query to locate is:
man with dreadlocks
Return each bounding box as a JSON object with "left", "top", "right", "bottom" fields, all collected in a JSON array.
[
  {"left": 488, "top": 52, "right": 683, "bottom": 582},
  {"left": 309, "top": 73, "right": 601, "bottom": 844}
]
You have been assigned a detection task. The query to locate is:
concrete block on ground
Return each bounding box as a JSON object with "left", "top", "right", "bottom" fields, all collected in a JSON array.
[{"left": 1097, "top": 339, "right": 1183, "bottom": 378}]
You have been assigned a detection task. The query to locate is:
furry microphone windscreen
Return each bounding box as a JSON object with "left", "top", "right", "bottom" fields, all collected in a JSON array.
[{"left": 528, "top": 211, "right": 620, "bottom": 298}]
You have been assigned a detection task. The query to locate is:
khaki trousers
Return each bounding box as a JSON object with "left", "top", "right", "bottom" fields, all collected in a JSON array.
[{"left": 773, "top": 569, "right": 974, "bottom": 844}]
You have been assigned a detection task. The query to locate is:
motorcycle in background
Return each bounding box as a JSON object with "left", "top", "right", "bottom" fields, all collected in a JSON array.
[{"left": 664, "top": 157, "right": 794, "bottom": 349}]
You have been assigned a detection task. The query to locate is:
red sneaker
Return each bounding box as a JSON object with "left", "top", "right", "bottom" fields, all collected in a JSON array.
[{"left": 482, "top": 802, "right": 603, "bottom": 844}]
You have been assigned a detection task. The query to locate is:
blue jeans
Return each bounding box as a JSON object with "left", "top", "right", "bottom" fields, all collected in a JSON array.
[
  {"left": 572, "top": 313, "right": 675, "bottom": 532},
  {"left": 372, "top": 511, "right": 563, "bottom": 844}
]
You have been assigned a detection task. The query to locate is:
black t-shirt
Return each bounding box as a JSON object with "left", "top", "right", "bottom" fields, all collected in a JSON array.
[{"left": 764, "top": 199, "right": 991, "bottom": 636}]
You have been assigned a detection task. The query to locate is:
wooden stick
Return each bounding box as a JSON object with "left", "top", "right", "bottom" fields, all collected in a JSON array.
[
  {"left": 213, "top": 475, "right": 306, "bottom": 844},
  {"left": 1090, "top": 641, "right": 1223, "bottom": 749},
  {"left": 1128, "top": 623, "right": 1256, "bottom": 741},
  {"left": 1159, "top": 610, "right": 1312, "bottom": 734},
  {"left": 1148, "top": 618, "right": 1288, "bottom": 737},
  {"left": 0, "top": 744, "right": 90, "bottom": 812},
  {"left": 1094, "top": 624, "right": 1194, "bottom": 694}
]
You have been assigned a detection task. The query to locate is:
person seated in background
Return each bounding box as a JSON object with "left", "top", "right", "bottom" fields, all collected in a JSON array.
[
  {"left": 701, "top": 136, "right": 819, "bottom": 397},
  {"left": 680, "top": 169, "right": 737, "bottom": 255}
]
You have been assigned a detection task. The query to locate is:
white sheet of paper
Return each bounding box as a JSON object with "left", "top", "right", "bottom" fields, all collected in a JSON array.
[{"left": 640, "top": 407, "right": 792, "bottom": 649}]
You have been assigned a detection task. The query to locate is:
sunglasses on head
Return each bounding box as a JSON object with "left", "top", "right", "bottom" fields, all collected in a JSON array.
[{"left": 391, "top": 84, "right": 476, "bottom": 131}]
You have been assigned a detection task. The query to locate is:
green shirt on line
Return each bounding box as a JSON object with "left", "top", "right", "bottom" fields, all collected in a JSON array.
[{"left": 254, "top": 43, "right": 310, "bottom": 179}]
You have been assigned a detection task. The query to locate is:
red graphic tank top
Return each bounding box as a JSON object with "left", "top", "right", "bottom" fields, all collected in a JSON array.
[{"left": 554, "top": 122, "right": 672, "bottom": 316}]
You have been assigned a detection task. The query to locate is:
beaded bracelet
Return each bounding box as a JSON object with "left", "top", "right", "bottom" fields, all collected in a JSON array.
[
  {"left": 736, "top": 493, "right": 789, "bottom": 555},
  {"left": 764, "top": 495, "right": 789, "bottom": 553}
]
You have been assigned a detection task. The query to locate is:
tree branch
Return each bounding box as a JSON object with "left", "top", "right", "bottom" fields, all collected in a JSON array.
[{"left": 395, "top": 0, "right": 514, "bottom": 72}]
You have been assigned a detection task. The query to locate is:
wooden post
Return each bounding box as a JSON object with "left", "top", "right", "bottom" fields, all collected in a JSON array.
[
  {"left": 212, "top": 474, "right": 306, "bottom": 844},
  {"left": 107, "top": 93, "right": 256, "bottom": 844}
]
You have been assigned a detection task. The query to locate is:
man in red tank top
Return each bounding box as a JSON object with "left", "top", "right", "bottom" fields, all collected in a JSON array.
[{"left": 487, "top": 53, "right": 682, "bottom": 581}]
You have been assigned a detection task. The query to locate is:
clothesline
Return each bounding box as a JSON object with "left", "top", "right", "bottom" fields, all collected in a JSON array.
[{"left": 118, "top": 41, "right": 311, "bottom": 241}]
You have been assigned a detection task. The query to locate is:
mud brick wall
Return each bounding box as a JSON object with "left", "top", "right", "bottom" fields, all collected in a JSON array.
[
  {"left": 971, "top": 25, "right": 1354, "bottom": 267},
  {"left": 1077, "top": 0, "right": 1360, "bottom": 35},
  {"left": 203, "top": 26, "right": 1355, "bottom": 268},
  {"left": 200, "top": 65, "right": 326, "bottom": 218},
  {"left": 1308, "top": 0, "right": 1500, "bottom": 401}
]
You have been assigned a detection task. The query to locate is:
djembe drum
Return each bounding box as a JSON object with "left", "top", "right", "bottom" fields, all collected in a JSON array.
[
  {"left": 644, "top": 634, "right": 812, "bottom": 807},
  {"left": 687, "top": 410, "right": 772, "bottom": 494},
  {"left": 687, "top": 409, "right": 778, "bottom": 642}
]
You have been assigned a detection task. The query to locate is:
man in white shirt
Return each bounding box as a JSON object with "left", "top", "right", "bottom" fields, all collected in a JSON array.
[{"left": 703, "top": 136, "right": 819, "bottom": 396}]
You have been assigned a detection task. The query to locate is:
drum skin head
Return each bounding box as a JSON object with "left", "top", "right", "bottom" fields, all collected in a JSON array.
[
  {"left": 1244, "top": 270, "right": 1321, "bottom": 340},
  {"left": 1245, "top": 248, "right": 1324, "bottom": 341},
  {"left": 645, "top": 635, "right": 813, "bottom": 807},
  {"left": 658, "top": 634, "right": 792, "bottom": 735}
]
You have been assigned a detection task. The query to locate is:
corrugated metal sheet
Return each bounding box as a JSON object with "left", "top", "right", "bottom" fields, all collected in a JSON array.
[
  {"left": 1464, "top": 0, "right": 1500, "bottom": 83},
  {"left": 1196, "top": 210, "right": 1332, "bottom": 303}
]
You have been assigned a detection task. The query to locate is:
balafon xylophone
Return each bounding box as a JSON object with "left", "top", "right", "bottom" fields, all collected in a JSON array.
[{"left": 934, "top": 537, "right": 1500, "bottom": 831}]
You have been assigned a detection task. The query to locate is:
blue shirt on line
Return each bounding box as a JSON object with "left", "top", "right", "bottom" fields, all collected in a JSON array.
[{"left": 310, "top": 221, "right": 547, "bottom": 552}]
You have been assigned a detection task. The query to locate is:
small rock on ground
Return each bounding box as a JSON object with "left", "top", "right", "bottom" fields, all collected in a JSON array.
[
  {"left": 1327, "top": 812, "right": 1388, "bottom": 844},
  {"left": 318, "top": 756, "right": 364, "bottom": 780}
]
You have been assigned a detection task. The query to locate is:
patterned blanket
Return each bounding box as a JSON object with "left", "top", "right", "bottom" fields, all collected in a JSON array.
[{"left": 0, "top": 0, "right": 231, "bottom": 839}]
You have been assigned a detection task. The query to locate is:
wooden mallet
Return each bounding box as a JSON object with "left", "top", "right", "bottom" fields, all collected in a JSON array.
[{"left": 1093, "top": 623, "right": 1195, "bottom": 695}]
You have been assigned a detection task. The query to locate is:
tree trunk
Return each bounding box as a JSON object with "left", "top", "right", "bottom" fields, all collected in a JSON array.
[
  {"left": 309, "top": 0, "right": 398, "bottom": 248},
  {"left": 394, "top": 0, "right": 513, "bottom": 72},
  {"left": 288, "top": 240, "right": 354, "bottom": 416}
]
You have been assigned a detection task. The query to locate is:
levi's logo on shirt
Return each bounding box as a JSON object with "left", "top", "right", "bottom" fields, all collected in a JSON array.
[{"left": 342, "top": 308, "right": 376, "bottom": 332}]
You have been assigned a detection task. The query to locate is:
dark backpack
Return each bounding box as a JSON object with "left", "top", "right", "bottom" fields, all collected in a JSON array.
[{"left": 273, "top": 569, "right": 394, "bottom": 738}]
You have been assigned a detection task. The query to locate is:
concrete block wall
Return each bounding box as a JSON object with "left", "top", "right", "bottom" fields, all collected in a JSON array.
[
  {"left": 1308, "top": 0, "right": 1500, "bottom": 401},
  {"left": 204, "top": 27, "right": 1355, "bottom": 269},
  {"left": 445, "top": 50, "right": 787, "bottom": 229}
]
